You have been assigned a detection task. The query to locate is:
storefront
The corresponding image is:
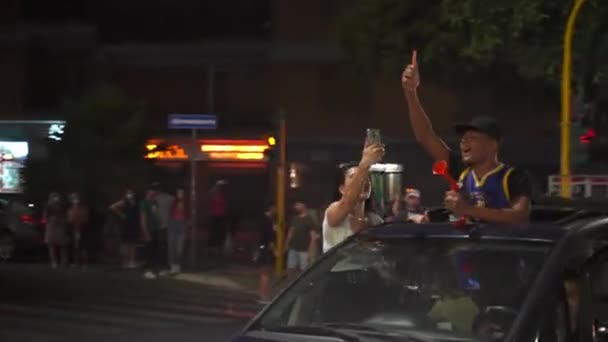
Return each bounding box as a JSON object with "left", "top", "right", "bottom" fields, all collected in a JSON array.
[{"left": 145, "top": 137, "right": 273, "bottom": 226}]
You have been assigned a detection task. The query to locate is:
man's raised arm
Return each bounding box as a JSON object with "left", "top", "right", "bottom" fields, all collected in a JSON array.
[{"left": 402, "top": 50, "right": 450, "bottom": 162}]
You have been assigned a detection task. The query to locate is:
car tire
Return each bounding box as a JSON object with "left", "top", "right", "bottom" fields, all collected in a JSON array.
[{"left": 0, "top": 231, "right": 15, "bottom": 261}]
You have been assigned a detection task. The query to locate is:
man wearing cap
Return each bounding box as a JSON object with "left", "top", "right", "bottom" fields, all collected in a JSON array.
[
  {"left": 401, "top": 51, "right": 532, "bottom": 224},
  {"left": 392, "top": 188, "right": 427, "bottom": 223}
]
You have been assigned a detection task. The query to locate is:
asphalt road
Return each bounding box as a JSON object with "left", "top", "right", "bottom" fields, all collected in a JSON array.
[{"left": 0, "top": 263, "right": 260, "bottom": 342}]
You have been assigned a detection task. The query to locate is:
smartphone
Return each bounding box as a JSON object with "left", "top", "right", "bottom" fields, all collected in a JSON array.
[{"left": 366, "top": 128, "right": 382, "bottom": 145}]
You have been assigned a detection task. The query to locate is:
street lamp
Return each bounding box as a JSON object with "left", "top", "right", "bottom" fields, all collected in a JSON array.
[{"left": 560, "top": 0, "right": 587, "bottom": 198}]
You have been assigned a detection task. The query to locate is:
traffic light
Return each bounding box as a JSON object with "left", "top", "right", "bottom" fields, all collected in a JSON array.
[
  {"left": 264, "top": 135, "right": 277, "bottom": 162},
  {"left": 571, "top": 121, "right": 590, "bottom": 166}
]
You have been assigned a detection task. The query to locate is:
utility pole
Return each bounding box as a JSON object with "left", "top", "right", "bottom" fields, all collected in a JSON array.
[
  {"left": 274, "top": 109, "right": 287, "bottom": 275},
  {"left": 560, "top": 0, "right": 587, "bottom": 198}
]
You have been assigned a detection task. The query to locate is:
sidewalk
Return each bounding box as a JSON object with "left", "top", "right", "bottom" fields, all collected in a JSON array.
[
  {"left": 174, "top": 264, "right": 259, "bottom": 294},
  {"left": 174, "top": 262, "right": 291, "bottom": 300}
]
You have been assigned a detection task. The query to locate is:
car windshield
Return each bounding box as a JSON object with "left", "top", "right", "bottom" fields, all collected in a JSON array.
[{"left": 254, "top": 235, "right": 552, "bottom": 340}]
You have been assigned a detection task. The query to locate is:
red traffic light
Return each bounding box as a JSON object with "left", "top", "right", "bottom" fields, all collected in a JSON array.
[{"left": 579, "top": 128, "right": 596, "bottom": 144}]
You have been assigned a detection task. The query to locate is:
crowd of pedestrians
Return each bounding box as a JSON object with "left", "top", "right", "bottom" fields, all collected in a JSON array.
[{"left": 43, "top": 182, "right": 191, "bottom": 279}]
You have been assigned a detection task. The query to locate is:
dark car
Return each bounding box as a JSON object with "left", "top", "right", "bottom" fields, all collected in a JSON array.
[
  {"left": 234, "top": 205, "right": 608, "bottom": 342},
  {"left": 0, "top": 196, "right": 45, "bottom": 260}
]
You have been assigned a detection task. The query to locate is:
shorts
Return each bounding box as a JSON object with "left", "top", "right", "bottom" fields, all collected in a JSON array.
[{"left": 287, "top": 250, "right": 309, "bottom": 271}]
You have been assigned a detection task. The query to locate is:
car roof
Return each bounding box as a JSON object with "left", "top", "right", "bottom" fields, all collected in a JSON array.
[
  {"left": 362, "top": 197, "right": 608, "bottom": 243},
  {"left": 361, "top": 222, "right": 569, "bottom": 243}
]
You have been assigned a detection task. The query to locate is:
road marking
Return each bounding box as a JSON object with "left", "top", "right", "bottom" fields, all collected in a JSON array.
[
  {"left": 48, "top": 301, "right": 236, "bottom": 324},
  {"left": 95, "top": 296, "right": 258, "bottom": 319},
  {"left": 0, "top": 310, "right": 125, "bottom": 335},
  {"left": 0, "top": 303, "right": 179, "bottom": 330}
]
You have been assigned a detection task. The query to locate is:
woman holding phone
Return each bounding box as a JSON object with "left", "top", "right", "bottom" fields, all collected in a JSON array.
[{"left": 321, "top": 134, "right": 385, "bottom": 252}]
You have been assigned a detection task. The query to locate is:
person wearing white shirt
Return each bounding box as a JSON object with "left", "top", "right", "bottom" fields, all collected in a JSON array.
[{"left": 322, "top": 142, "right": 385, "bottom": 253}]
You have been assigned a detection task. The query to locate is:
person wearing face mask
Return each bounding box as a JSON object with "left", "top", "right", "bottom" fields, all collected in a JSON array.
[
  {"left": 402, "top": 51, "right": 532, "bottom": 224},
  {"left": 67, "top": 192, "right": 89, "bottom": 268},
  {"left": 110, "top": 189, "right": 140, "bottom": 268},
  {"left": 44, "top": 192, "right": 68, "bottom": 268},
  {"left": 322, "top": 141, "right": 385, "bottom": 253}
]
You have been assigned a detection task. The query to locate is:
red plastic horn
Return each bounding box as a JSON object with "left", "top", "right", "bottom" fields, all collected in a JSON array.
[{"left": 432, "top": 160, "right": 466, "bottom": 227}]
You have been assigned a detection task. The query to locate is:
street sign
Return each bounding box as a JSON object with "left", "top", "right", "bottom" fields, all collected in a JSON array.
[{"left": 168, "top": 114, "right": 217, "bottom": 130}]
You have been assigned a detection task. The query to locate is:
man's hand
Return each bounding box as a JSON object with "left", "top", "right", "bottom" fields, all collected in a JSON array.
[
  {"left": 402, "top": 50, "right": 420, "bottom": 92},
  {"left": 409, "top": 213, "right": 427, "bottom": 224},
  {"left": 360, "top": 142, "right": 385, "bottom": 167},
  {"left": 444, "top": 190, "right": 472, "bottom": 216}
]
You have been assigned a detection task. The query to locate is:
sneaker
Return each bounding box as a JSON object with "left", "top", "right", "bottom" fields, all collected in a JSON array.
[
  {"left": 158, "top": 269, "right": 170, "bottom": 277},
  {"left": 257, "top": 299, "right": 271, "bottom": 305},
  {"left": 144, "top": 271, "right": 157, "bottom": 279}
]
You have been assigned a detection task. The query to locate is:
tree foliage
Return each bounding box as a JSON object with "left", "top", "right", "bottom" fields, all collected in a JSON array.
[
  {"left": 338, "top": 0, "right": 608, "bottom": 94},
  {"left": 24, "top": 84, "right": 157, "bottom": 204}
]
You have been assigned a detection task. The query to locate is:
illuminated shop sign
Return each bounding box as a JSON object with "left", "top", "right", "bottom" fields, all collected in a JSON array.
[
  {"left": 145, "top": 144, "right": 188, "bottom": 160},
  {"left": 145, "top": 140, "right": 270, "bottom": 161},
  {"left": 0, "top": 141, "right": 28, "bottom": 194}
]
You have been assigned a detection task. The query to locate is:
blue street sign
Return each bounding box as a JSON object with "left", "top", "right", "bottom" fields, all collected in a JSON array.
[{"left": 168, "top": 114, "right": 217, "bottom": 130}]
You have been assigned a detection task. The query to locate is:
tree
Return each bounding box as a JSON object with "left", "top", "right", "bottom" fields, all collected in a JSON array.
[
  {"left": 338, "top": 0, "right": 608, "bottom": 94},
  {"left": 24, "top": 84, "right": 158, "bottom": 204}
]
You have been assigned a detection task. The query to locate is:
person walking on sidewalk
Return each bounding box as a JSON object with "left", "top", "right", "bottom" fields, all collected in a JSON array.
[
  {"left": 141, "top": 186, "right": 162, "bottom": 279},
  {"left": 168, "top": 188, "right": 188, "bottom": 275},
  {"left": 67, "top": 192, "right": 90, "bottom": 268},
  {"left": 286, "top": 200, "right": 315, "bottom": 280},
  {"left": 110, "top": 188, "right": 140, "bottom": 268},
  {"left": 208, "top": 180, "right": 228, "bottom": 259},
  {"left": 153, "top": 182, "right": 174, "bottom": 274},
  {"left": 44, "top": 192, "right": 69, "bottom": 268},
  {"left": 256, "top": 204, "right": 276, "bottom": 304}
]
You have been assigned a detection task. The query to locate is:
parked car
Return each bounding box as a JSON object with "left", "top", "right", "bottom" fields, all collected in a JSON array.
[
  {"left": 0, "top": 195, "right": 45, "bottom": 260},
  {"left": 234, "top": 203, "right": 608, "bottom": 342}
]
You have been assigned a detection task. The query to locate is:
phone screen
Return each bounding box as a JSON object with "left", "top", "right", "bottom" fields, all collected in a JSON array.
[{"left": 366, "top": 128, "right": 381, "bottom": 144}]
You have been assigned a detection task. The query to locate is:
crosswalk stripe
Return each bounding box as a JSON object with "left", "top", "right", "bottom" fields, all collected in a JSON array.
[
  {"left": 47, "top": 301, "right": 236, "bottom": 324},
  {"left": 0, "top": 303, "right": 180, "bottom": 330},
  {"left": 0, "top": 311, "right": 126, "bottom": 335},
  {"left": 93, "top": 296, "right": 257, "bottom": 319},
  {"left": 57, "top": 291, "right": 260, "bottom": 316},
  {"left": 0, "top": 328, "right": 65, "bottom": 342},
  {"left": 94, "top": 288, "right": 257, "bottom": 309}
]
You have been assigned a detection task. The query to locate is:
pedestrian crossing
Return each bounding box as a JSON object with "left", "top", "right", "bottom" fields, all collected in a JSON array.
[{"left": 0, "top": 265, "right": 261, "bottom": 342}]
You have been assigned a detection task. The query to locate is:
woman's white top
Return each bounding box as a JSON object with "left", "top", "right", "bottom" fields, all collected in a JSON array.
[{"left": 322, "top": 207, "right": 383, "bottom": 253}]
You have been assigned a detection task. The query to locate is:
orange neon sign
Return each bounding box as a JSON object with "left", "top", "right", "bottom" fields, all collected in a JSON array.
[
  {"left": 201, "top": 144, "right": 269, "bottom": 153},
  {"left": 145, "top": 145, "right": 188, "bottom": 160},
  {"left": 144, "top": 139, "right": 270, "bottom": 161},
  {"left": 208, "top": 152, "right": 265, "bottom": 160}
]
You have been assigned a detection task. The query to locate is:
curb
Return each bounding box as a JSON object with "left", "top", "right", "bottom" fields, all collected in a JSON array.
[{"left": 174, "top": 272, "right": 258, "bottom": 294}]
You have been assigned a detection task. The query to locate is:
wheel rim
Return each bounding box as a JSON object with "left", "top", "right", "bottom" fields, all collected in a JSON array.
[{"left": 0, "top": 235, "right": 15, "bottom": 260}]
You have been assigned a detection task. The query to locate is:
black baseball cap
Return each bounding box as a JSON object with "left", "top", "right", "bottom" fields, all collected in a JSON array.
[{"left": 453, "top": 116, "right": 502, "bottom": 141}]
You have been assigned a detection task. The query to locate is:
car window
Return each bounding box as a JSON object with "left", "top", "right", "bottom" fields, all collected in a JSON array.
[{"left": 255, "top": 236, "right": 551, "bottom": 340}]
